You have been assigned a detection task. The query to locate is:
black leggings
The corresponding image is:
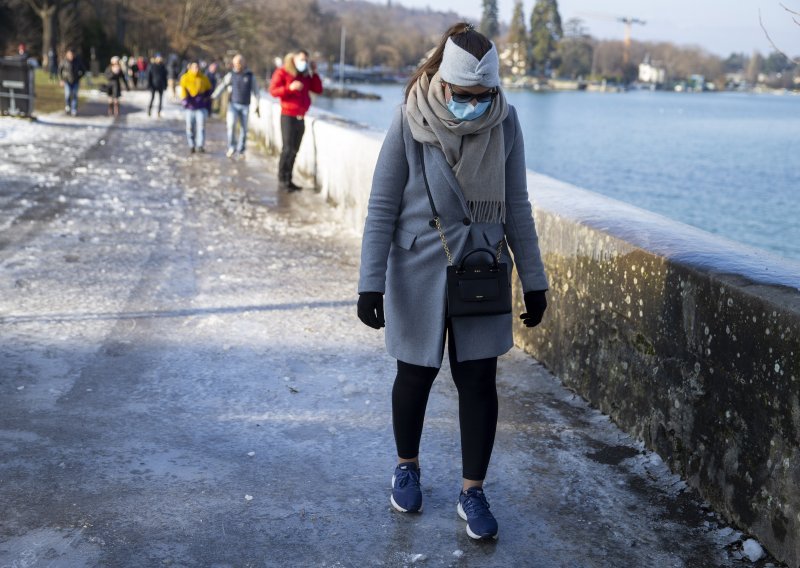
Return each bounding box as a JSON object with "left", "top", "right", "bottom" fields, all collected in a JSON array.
[
  {"left": 148, "top": 89, "right": 163, "bottom": 114},
  {"left": 278, "top": 114, "right": 306, "bottom": 183},
  {"left": 392, "top": 322, "right": 498, "bottom": 481}
]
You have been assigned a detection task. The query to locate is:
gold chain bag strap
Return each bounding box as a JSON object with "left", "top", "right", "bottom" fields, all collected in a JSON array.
[{"left": 418, "top": 143, "right": 512, "bottom": 317}]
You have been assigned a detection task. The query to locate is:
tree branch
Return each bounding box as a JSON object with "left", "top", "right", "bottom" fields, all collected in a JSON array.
[
  {"left": 759, "top": 8, "right": 800, "bottom": 65},
  {"left": 779, "top": 2, "right": 800, "bottom": 17}
]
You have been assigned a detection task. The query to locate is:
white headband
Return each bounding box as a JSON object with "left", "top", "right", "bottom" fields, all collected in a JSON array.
[{"left": 439, "top": 37, "right": 500, "bottom": 88}]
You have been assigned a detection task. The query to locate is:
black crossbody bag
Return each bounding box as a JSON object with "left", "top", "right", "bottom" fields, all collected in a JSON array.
[{"left": 418, "top": 143, "right": 512, "bottom": 317}]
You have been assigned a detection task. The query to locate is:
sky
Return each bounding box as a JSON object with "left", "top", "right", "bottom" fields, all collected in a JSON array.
[{"left": 388, "top": 0, "right": 800, "bottom": 57}]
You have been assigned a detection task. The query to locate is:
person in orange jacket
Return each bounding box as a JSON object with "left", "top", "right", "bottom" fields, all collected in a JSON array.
[{"left": 268, "top": 50, "right": 323, "bottom": 191}]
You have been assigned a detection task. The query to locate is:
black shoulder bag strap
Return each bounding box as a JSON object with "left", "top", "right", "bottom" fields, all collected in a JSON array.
[
  {"left": 417, "top": 142, "right": 502, "bottom": 265},
  {"left": 417, "top": 142, "right": 453, "bottom": 265}
]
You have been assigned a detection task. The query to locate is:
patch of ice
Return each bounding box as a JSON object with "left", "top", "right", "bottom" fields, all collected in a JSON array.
[{"left": 742, "top": 539, "right": 765, "bottom": 562}]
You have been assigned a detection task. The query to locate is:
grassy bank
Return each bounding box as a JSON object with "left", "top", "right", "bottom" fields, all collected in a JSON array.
[{"left": 32, "top": 68, "right": 93, "bottom": 114}]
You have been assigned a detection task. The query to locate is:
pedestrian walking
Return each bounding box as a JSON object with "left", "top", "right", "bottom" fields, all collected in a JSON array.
[
  {"left": 146, "top": 53, "right": 168, "bottom": 117},
  {"left": 58, "top": 48, "right": 85, "bottom": 116},
  {"left": 125, "top": 55, "right": 139, "bottom": 90},
  {"left": 212, "top": 54, "right": 260, "bottom": 159},
  {"left": 167, "top": 53, "right": 181, "bottom": 100},
  {"left": 356, "top": 22, "right": 549, "bottom": 541},
  {"left": 179, "top": 61, "right": 212, "bottom": 154},
  {"left": 269, "top": 50, "right": 322, "bottom": 191},
  {"left": 206, "top": 61, "right": 220, "bottom": 115},
  {"left": 104, "top": 56, "right": 130, "bottom": 117},
  {"left": 136, "top": 55, "right": 148, "bottom": 88},
  {"left": 48, "top": 49, "right": 58, "bottom": 82}
]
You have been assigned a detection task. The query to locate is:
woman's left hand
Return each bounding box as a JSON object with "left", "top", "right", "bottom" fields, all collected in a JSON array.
[{"left": 520, "top": 290, "right": 547, "bottom": 328}]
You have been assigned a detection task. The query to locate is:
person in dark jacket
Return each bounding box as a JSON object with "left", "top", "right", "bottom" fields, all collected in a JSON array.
[
  {"left": 167, "top": 53, "right": 181, "bottom": 100},
  {"left": 48, "top": 49, "right": 58, "bottom": 82},
  {"left": 212, "top": 54, "right": 260, "bottom": 159},
  {"left": 58, "top": 49, "right": 85, "bottom": 116},
  {"left": 105, "top": 56, "right": 130, "bottom": 116},
  {"left": 146, "top": 54, "right": 168, "bottom": 117},
  {"left": 269, "top": 50, "right": 323, "bottom": 191}
]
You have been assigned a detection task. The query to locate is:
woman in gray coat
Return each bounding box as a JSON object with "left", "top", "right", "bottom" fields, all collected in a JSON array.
[{"left": 357, "top": 23, "right": 548, "bottom": 540}]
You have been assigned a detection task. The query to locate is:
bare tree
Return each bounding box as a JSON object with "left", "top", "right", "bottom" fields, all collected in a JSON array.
[
  {"left": 123, "top": 0, "right": 236, "bottom": 57},
  {"left": 759, "top": 3, "right": 800, "bottom": 65},
  {"left": 58, "top": 0, "right": 82, "bottom": 53},
  {"left": 25, "top": 0, "right": 61, "bottom": 66}
]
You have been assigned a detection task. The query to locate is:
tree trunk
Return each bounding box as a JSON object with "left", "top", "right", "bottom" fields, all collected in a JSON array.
[
  {"left": 41, "top": 5, "right": 57, "bottom": 68},
  {"left": 27, "top": 0, "right": 59, "bottom": 68}
]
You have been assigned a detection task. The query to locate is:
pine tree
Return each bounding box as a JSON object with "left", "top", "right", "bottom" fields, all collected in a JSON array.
[
  {"left": 529, "top": 0, "right": 563, "bottom": 76},
  {"left": 556, "top": 17, "right": 592, "bottom": 79},
  {"left": 480, "top": 0, "right": 499, "bottom": 40},
  {"left": 507, "top": 0, "right": 527, "bottom": 76}
]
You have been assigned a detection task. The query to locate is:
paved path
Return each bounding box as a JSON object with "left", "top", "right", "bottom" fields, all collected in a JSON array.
[{"left": 0, "top": 93, "right": 775, "bottom": 567}]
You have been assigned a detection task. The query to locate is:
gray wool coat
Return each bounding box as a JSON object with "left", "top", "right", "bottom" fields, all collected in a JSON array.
[{"left": 358, "top": 104, "right": 548, "bottom": 368}]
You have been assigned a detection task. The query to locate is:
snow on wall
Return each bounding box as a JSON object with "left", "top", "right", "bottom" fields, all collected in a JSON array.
[
  {"left": 249, "top": 96, "right": 800, "bottom": 567},
  {"left": 249, "top": 98, "right": 383, "bottom": 233}
]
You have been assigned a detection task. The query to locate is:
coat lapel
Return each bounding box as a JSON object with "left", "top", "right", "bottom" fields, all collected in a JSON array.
[{"left": 424, "top": 144, "right": 471, "bottom": 219}]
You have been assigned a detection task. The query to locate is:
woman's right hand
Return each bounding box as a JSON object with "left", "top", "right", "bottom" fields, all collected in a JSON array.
[
  {"left": 357, "top": 292, "right": 385, "bottom": 329},
  {"left": 289, "top": 80, "right": 304, "bottom": 92}
]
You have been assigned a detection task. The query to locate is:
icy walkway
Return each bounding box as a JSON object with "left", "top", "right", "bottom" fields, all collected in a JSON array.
[{"left": 0, "top": 92, "right": 774, "bottom": 567}]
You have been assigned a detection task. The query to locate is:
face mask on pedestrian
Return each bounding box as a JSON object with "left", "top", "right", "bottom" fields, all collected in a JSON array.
[
  {"left": 294, "top": 58, "right": 307, "bottom": 73},
  {"left": 447, "top": 98, "right": 490, "bottom": 121},
  {"left": 445, "top": 83, "right": 496, "bottom": 121}
]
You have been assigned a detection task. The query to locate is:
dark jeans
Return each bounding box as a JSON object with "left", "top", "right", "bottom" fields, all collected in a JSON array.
[
  {"left": 278, "top": 114, "right": 306, "bottom": 183},
  {"left": 392, "top": 321, "right": 498, "bottom": 481},
  {"left": 63, "top": 82, "right": 79, "bottom": 112},
  {"left": 148, "top": 89, "right": 164, "bottom": 114}
]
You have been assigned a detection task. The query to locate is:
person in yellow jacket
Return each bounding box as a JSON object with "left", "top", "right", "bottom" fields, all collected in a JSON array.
[{"left": 179, "top": 61, "right": 213, "bottom": 154}]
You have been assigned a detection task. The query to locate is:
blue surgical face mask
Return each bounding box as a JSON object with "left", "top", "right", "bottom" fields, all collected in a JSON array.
[
  {"left": 295, "top": 59, "right": 307, "bottom": 73},
  {"left": 447, "top": 98, "right": 491, "bottom": 121}
]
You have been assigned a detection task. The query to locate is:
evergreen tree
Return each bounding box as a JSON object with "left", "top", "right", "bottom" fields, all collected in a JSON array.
[
  {"left": 479, "top": 0, "right": 499, "bottom": 40},
  {"left": 507, "top": 0, "right": 527, "bottom": 76},
  {"left": 529, "top": 0, "right": 563, "bottom": 76},
  {"left": 557, "top": 17, "right": 592, "bottom": 79}
]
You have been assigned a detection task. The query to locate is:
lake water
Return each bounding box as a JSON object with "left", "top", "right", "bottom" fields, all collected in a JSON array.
[{"left": 314, "top": 85, "right": 800, "bottom": 262}]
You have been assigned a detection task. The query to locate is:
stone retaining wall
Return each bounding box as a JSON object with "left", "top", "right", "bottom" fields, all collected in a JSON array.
[{"left": 250, "top": 98, "right": 800, "bottom": 567}]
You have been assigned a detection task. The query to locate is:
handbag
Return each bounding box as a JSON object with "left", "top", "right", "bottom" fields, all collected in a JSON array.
[{"left": 418, "top": 143, "right": 512, "bottom": 317}]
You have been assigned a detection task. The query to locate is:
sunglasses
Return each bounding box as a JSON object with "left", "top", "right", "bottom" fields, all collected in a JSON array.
[{"left": 448, "top": 84, "right": 498, "bottom": 104}]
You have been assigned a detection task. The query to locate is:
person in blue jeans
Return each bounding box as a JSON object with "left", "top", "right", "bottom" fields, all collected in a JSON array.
[
  {"left": 58, "top": 49, "right": 85, "bottom": 116},
  {"left": 179, "top": 61, "right": 212, "bottom": 154},
  {"left": 212, "top": 54, "right": 261, "bottom": 159}
]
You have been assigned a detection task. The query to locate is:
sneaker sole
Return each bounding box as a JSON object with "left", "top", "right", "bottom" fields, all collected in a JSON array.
[
  {"left": 457, "top": 502, "right": 498, "bottom": 540},
  {"left": 390, "top": 475, "right": 422, "bottom": 513}
]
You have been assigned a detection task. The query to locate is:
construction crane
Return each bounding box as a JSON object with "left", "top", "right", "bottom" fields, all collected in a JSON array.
[
  {"left": 578, "top": 12, "right": 647, "bottom": 66},
  {"left": 618, "top": 17, "right": 646, "bottom": 66}
]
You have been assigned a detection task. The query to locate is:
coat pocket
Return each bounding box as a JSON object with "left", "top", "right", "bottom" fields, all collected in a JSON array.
[
  {"left": 393, "top": 227, "right": 417, "bottom": 251},
  {"left": 482, "top": 224, "right": 506, "bottom": 248}
]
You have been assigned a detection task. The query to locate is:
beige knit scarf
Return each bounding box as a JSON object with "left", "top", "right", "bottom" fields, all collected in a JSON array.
[{"left": 406, "top": 70, "right": 509, "bottom": 223}]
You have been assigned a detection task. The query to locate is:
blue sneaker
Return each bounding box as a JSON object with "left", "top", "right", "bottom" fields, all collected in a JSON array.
[
  {"left": 457, "top": 487, "right": 498, "bottom": 539},
  {"left": 390, "top": 462, "right": 422, "bottom": 513}
]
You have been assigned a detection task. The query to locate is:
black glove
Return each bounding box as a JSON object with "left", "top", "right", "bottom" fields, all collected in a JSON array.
[
  {"left": 357, "top": 292, "right": 385, "bottom": 329},
  {"left": 520, "top": 290, "right": 547, "bottom": 328}
]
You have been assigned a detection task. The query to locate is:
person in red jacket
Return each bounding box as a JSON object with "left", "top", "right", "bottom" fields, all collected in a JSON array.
[{"left": 269, "top": 50, "right": 323, "bottom": 191}]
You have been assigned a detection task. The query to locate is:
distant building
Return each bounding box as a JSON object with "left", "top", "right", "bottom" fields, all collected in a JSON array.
[{"left": 638, "top": 55, "right": 666, "bottom": 85}]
